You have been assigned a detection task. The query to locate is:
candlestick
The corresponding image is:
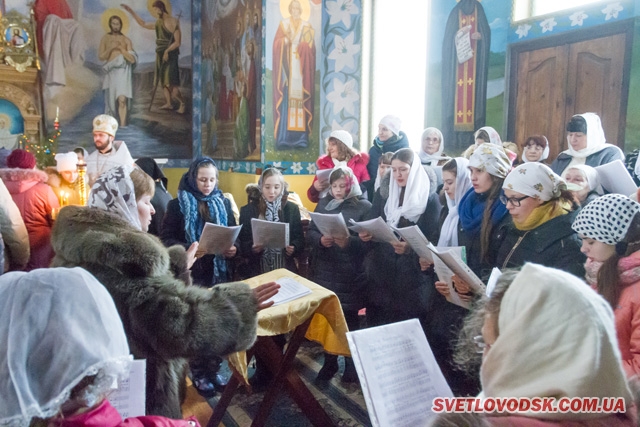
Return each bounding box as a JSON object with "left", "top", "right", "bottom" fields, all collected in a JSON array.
[{"left": 54, "top": 106, "right": 60, "bottom": 130}]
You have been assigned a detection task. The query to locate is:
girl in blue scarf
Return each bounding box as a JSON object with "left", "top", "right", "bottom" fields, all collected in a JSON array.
[{"left": 161, "top": 157, "right": 237, "bottom": 287}]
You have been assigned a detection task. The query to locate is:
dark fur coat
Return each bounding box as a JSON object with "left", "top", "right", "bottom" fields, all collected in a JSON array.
[{"left": 50, "top": 206, "right": 259, "bottom": 418}]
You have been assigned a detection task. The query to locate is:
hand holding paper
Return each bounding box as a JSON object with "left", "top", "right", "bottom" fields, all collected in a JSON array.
[
  {"left": 198, "top": 223, "right": 242, "bottom": 255},
  {"left": 348, "top": 217, "right": 399, "bottom": 244},
  {"left": 251, "top": 218, "right": 290, "bottom": 249}
]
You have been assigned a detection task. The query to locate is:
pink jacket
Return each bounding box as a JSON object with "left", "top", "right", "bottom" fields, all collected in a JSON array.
[
  {"left": 307, "top": 153, "right": 370, "bottom": 203},
  {"left": 0, "top": 168, "right": 59, "bottom": 270},
  {"left": 615, "top": 250, "right": 640, "bottom": 378},
  {"left": 51, "top": 399, "right": 200, "bottom": 427}
]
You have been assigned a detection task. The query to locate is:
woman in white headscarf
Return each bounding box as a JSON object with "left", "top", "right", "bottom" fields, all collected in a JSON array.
[
  {"left": 551, "top": 112, "right": 625, "bottom": 175},
  {"left": 563, "top": 164, "right": 601, "bottom": 206},
  {"left": 573, "top": 194, "right": 640, "bottom": 378},
  {"left": 359, "top": 149, "right": 459, "bottom": 383},
  {"left": 520, "top": 134, "right": 550, "bottom": 163},
  {"left": 0, "top": 267, "right": 200, "bottom": 426},
  {"left": 419, "top": 127, "right": 449, "bottom": 167},
  {"left": 438, "top": 263, "right": 635, "bottom": 426},
  {"left": 437, "top": 157, "right": 472, "bottom": 247},
  {"left": 307, "top": 165, "right": 371, "bottom": 383},
  {"left": 474, "top": 126, "right": 502, "bottom": 146}
]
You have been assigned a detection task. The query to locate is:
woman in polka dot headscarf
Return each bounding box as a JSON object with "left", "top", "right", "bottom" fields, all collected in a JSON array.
[{"left": 572, "top": 193, "right": 640, "bottom": 378}]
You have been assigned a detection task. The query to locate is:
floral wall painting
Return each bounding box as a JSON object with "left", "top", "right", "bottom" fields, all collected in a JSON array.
[
  {"left": 11, "top": 0, "right": 193, "bottom": 159},
  {"left": 201, "top": 0, "right": 262, "bottom": 161},
  {"left": 0, "top": 99, "right": 24, "bottom": 150},
  {"left": 264, "top": 0, "right": 321, "bottom": 164}
]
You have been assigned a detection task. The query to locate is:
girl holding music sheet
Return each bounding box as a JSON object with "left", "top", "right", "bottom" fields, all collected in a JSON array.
[
  {"left": 239, "top": 166, "right": 304, "bottom": 277},
  {"left": 307, "top": 165, "right": 371, "bottom": 383},
  {"left": 359, "top": 148, "right": 443, "bottom": 335},
  {"left": 307, "top": 130, "right": 370, "bottom": 203},
  {"left": 161, "top": 157, "right": 238, "bottom": 287}
]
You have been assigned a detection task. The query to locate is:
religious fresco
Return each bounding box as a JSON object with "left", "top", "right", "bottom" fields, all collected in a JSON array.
[
  {"left": 264, "top": 0, "right": 321, "bottom": 164},
  {"left": 0, "top": 99, "right": 24, "bottom": 150},
  {"left": 201, "top": 0, "right": 262, "bottom": 161},
  {"left": 6, "top": 0, "right": 193, "bottom": 159}
]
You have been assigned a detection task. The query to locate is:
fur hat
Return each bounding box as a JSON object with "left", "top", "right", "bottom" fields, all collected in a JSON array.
[
  {"left": 7, "top": 149, "right": 36, "bottom": 169},
  {"left": 92, "top": 114, "right": 118, "bottom": 137},
  {"left": 329, "top": 130, "right": 353, "bottom": 149},
  {"left": 379, "top": 115, "right": 401, "bottom": 136},
  {"left": 55, "top": 152, "right": 78, "bottom": 172}
]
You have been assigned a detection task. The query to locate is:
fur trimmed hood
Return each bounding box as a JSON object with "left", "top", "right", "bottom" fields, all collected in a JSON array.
[
  {"left": 0, "top": 168, "right": 48, "bottom": 194},
  {"left": 44, "top": 166, "right": 63, "bottom": 188}
]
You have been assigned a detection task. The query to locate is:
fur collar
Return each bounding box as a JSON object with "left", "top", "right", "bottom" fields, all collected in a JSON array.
[
  {"left": 0, "top": 167, "right": 48, "bottom": 183},
  {"left": 44, "top": 166, "right": 63, "bottom": 188},
  {"left": 51, "top": 205, "right": 171, "bottom": 279}
]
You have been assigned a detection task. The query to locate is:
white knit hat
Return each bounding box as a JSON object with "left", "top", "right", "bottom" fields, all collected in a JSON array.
[
  {"left": 55, "top": 152, "right": 78, "bottom": 172},
  {"left": 329, "top": 130, "right": 353, "bottom": 149},
  {"left": 92, "top": 114, "right": 118, "bottom": 137},
  {"left": 379, "top": 115, "right": 402, "bottom": 136}
]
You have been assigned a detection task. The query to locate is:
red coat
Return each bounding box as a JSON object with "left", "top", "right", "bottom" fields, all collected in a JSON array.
[
  {"left": 51, "top": 399, "right": 199, "bottom": 427},
  {"left": 615, "top": 250, "right": 640, "bottom": 378},
  {"left": 307, "top": 153, "right": 370, "bottom": 203},
  {"left": 0, "top": 168, "right": 59, "bottom": 270}
]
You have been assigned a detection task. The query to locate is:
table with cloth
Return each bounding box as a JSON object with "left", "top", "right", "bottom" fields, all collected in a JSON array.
[{"left": 207, "top": 268, "right": 350, "bottom": 427}]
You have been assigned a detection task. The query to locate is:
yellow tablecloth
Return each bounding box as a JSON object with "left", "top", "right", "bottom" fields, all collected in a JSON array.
[{"left": 227, "top": 269, "right": 350, "bottom": 381}]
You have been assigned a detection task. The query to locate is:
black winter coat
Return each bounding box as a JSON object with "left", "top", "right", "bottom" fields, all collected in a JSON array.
[
  {"left": 307, "top": 194, "right": 372, "bottom": 312},
  {"left": 160, "top": 197, "right": 237, "bottom": 286},
  {"left": 238, "top": 185, "right": 304, "bottom": 278},
  {"left": 495, "top": 209, "right": 586, "bottom": 278}
]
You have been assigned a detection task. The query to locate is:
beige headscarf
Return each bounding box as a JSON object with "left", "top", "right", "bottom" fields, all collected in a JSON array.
[
  {"left": 503, "top": 162, "right": 565, "bottom": 202},
  {"left": 468, "top": 144, "right": 511, "bottom": 179},
  {"left": 481, "top": 263, "right": 632, "bottom": 420}
]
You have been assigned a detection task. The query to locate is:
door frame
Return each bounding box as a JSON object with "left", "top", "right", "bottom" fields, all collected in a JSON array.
[{"left": 505, "top": 20, "right": 634, "bottom": 149}]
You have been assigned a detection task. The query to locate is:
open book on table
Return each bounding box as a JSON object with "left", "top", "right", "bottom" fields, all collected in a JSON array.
[{"left": 347, "top": 319, "right": 453, "bottom": 427}]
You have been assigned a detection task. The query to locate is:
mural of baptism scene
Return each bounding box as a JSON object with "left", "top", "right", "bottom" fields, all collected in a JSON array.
[
  {"left": 7, "top": 0, "right": 193, "bottom": 159},
  {"left": 201, "top": 0, "right": 262, "bottom": 161}
]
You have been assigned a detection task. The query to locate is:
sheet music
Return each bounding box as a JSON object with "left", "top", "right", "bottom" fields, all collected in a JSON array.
[
  {"left": 432, "top": 257, "right": 469, "bottom": 309},
  {"left": 348, "top": 217, "right": 400, "bottom": 244},
  {"left": 199, "top": 223, "right": 242, "bottom": 255},
  {"left": 251, "top": 218, "right": 290, "bottom": 249},
  {"left": 595, "top": 160, "right": 638, "bottom": 196},
  {"left": 309, "top": 212, "right": 350, "bottom": 239},
  {"left": 392, "top": 225, "right": 433, "bottom": 260},
  {"left": 109, "top": 359, "right": 146, "bottom": 418},
  {"left": 316, "top": 168, "right": 332, "bottom": 183},
  {"left": 347, "top": 319, "right": 453, "bottom": 427},
  {"left": 264, "top": 276, "right": 312, "bottom": 306},
  {"left": 428, "top": 246, "right": 485, "bottom": 293},
  {"left": 485, "top": 267, "right": 502, "bottom": 297}
]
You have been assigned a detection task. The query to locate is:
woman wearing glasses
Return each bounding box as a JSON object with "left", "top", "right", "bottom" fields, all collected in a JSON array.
[{"left": 495, "top": 162, "right": 585, "bottom": 276}]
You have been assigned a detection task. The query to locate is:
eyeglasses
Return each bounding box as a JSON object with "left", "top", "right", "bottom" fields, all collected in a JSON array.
[
  {"left": 499, "top": 194, "right": 530, "bottom": 207},
  {"left": 473, "top": 335, "right": 490, "bottom": 354}
]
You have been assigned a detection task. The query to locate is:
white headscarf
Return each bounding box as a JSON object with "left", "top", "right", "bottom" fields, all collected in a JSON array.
[
  {"left": 468, "top": 143, "right": 511, "bottom": 179},
  {"left": 326, "top": 165, "right": 362, "bottom": 211},
  {"left": 418, "top": 127, "right": 448, "bottom": 165},
  {"left": 437, "top": 158, "right": 471, "bottom": 247},
  {"left": 572, "top": 194, "right": 640, "bottom": 245},
  {"left": 521, "top": 135, "right": 550, "bottom": 163},
  {"left": 563, "top": 164, "right": 599, "bottom": 192},
  {"left": 503, "top": 162, "right": 565, "bottom": 202},
  {"left": 0, "top": 267, "right": 132, "bottom": 426},
  {"left": 565, "top": 112, "right": 615, "bottom": 159},
  {"left": 384, "top": 152, "right": 430, "bottom": 227},
  {"left": 88, "top": 165, "right": 142, "bottom": 230},
  {"left": 379, "top": 115, "right": 402, "bottom": 136},
  {"left": 481, "top": 263, "right": 632, "bottom": 420},
  {"left": 474, "top": 126, "right": 502, "bottom": 146}
]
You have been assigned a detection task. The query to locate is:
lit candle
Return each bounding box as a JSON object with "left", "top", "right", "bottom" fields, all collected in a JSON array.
[
  {"left": 60, "top": 190, "right": 67, "bottom": 207},
  {"left": 55, "top": 106, "right": 59, "bottom": 121}
]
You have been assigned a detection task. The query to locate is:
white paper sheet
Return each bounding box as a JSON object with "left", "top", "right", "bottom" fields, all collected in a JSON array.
[
  {"left": 264, "top": 276, "right": 312, "bottom": 306},
  {"left": 428, "top": 246, "right": 485, "bottom": 293},
  {"left": 392, "top": 225, "right": 433, "bottom": 260},
  {"left": 199, "top": 223, "right": 242, "bottom": 255},
  {"left": 595, "top": 159, "right": 638, "bottom": 196},
  {"left": 109, "top": 359, "right": 146, "bottom": 418},
  {"left": 251, "top": 218, "right": 290, "bottom": 249},
  {"left": 485, "top": 267, "right": 502, "bottom": 297},
  {"left": 347, "top": 319, "right": 453, "bottom": 427},
  {"left": 316, "top": 168, "right": 332, "bottom": 183},
  {"left": 348, "top": 217, "right": 400, "bottom": 244},
  {"left": 432, "top": 256, "right": 469, "bottom": 309},
  {"left": 309, "top": 212, "right": 350, "bottom": 239}
]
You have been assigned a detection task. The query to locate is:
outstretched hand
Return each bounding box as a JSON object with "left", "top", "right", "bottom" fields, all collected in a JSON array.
[
  {"left": 120, "top": 4, "right": 133, "bottom": 13},
  {"left": 254, "top": 281, "right": 280, "bottom": 311}
]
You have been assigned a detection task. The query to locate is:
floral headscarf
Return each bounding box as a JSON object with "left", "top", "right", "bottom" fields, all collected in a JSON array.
[
  {"left": 468, "top": 144, "right": 511, "bottom": 179},
  {"left": 503, "top": 162, "right": 565, "bottom": 202},
  {"left": 326, "top": 165, "right": 362, "bottom": 211}
]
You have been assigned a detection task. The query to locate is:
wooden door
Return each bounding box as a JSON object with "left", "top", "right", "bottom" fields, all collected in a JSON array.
[{"left": 508, "top": 22, "right": 632, "bottom": 160}]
